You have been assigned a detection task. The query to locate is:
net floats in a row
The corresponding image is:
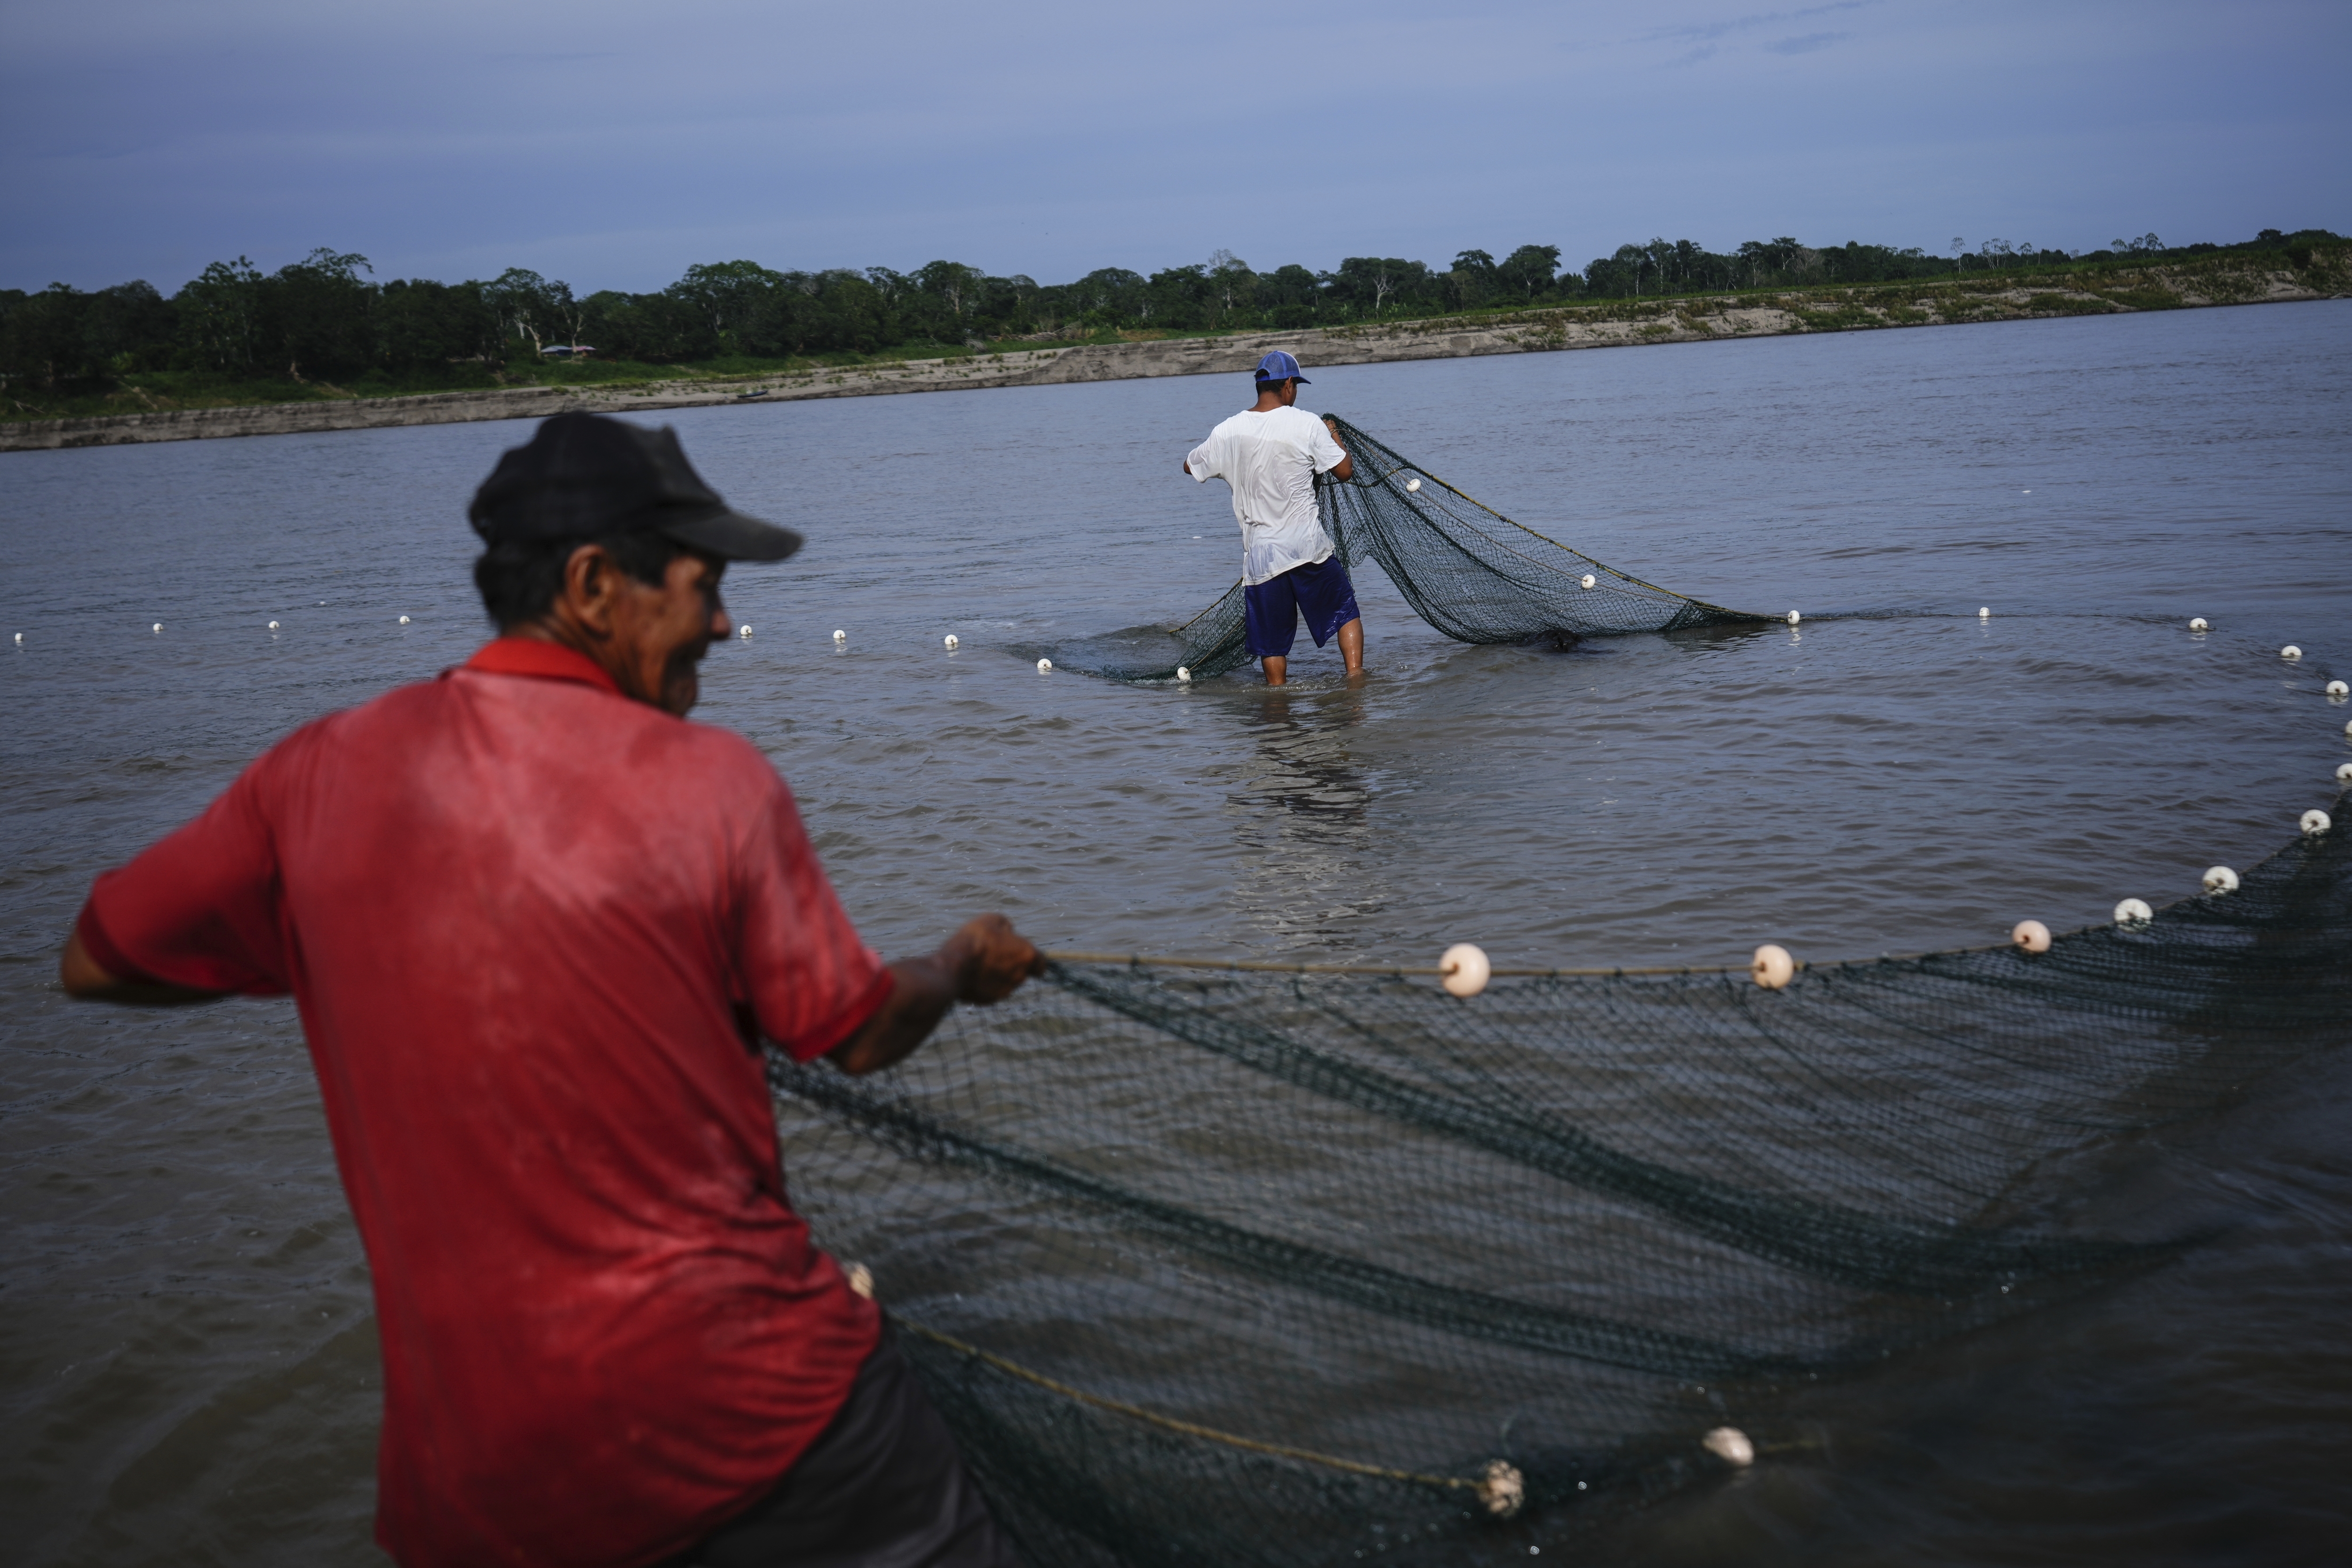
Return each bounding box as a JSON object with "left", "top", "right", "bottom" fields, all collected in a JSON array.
[{"left": 2007, "top": 814, "right": 2336, "bottom": 952}]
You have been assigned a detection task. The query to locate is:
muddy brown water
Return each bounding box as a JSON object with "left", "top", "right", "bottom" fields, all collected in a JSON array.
[{"left": 3, "top": 301, "right": 2349, "bottom": 1563}]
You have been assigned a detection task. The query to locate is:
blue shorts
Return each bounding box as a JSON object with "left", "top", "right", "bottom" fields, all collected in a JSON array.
[{"left": 1244, "top": 557, "right": 1361, "bottom": 659}]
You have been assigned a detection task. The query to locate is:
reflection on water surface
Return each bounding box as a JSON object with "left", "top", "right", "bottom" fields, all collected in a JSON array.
[{"left": 2, "top": 301, "right": 2348, "bottom": 1564}]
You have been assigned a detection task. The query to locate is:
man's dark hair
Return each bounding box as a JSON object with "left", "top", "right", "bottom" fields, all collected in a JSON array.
[{"left": 474, "top": 530, "right": 691, "bottom": 630}]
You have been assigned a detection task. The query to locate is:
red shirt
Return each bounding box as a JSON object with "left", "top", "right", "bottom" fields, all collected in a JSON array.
[{"left": 77, "top": 639, "right": 890, "bottom": 1568}]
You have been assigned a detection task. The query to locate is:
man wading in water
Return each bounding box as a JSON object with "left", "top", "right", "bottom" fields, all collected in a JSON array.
[
  {"left": 1183, "top": 350, "right": 1365, "bottom": 685},
  {"left": 58, "top": 413, "right": 1041, "bottom": 1568}
]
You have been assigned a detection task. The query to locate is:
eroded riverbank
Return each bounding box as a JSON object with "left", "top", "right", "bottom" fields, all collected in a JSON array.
[{"left": 3, "top": 253, "right": 2344, "bottom": 452}]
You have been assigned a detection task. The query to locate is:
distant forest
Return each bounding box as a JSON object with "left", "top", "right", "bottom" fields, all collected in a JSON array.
[{"left": 3, "top": 227, "right": 2341, "bottom": 404}]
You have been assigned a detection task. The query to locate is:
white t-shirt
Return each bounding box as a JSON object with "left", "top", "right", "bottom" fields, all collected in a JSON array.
[{"left": 1185, "top": 405, "right": 1349, "bottom": 586}]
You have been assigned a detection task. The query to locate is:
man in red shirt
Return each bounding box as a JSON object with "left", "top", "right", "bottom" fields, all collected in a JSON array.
[{"left": 60, "top": 413, "right": 1042, "bottom": 1568}]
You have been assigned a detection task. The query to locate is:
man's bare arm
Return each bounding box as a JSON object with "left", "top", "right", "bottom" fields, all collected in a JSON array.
[
  {"left": 828, "top": 913, "right": 1043, "bottom": 1077},
  {"left": 59, "top": 927, "right": 229, "bottom": 1006}
]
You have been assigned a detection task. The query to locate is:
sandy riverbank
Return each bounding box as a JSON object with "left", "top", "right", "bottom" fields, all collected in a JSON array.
[{"left": 4, "top": 258, "right": 2342, "bottom": 453}]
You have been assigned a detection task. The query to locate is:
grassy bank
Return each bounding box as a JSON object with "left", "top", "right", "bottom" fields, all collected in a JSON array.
[
  {"left": 0, "top": 337, "right": 1089, "bottom": 423},
  {"left": 5, "top": 248, "right": 2344, "bottom": 429},
  {"left": 1341, "top": 245, "right": 2351, "bottom": 348}
]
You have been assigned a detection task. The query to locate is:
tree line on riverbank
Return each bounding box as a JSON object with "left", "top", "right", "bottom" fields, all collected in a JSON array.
[{"left": 2, "top": 227, "right": 2339, "bottom": 409}]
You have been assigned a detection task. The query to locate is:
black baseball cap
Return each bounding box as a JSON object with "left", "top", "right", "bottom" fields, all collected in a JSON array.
[{"left": 469, "top": 412, "right": 803, "bottom": 562}]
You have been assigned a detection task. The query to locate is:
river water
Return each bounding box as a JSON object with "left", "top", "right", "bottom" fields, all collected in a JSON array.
[{"left": 3, "top": 302, "right": 2348, "bottom": 1564}]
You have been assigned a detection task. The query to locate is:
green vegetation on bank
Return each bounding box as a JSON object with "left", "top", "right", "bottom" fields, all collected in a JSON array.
[{"left": 2, "top": 228, "right": 2343, "bottom": 423}]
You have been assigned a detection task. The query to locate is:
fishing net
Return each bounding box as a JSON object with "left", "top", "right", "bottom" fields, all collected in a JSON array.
[
  {"left": 771, "top": 808, "right": 2350, "bottom": 1566},
  {"left": 1044, "top": 417, "right": 1768, "bottom": 682}
]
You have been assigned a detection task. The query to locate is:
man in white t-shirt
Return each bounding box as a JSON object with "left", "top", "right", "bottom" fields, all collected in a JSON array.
[{"left": 1183, "top": 351, "right": 1364, "bottom": 686}]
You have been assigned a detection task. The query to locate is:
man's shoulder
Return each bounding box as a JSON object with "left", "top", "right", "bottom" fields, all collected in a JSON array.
[
  {"left": 1211, "top": 407, "right": 1315, "bottom": 441},
  {"left": 305, "top": 671, "right": 781, "bottom": 787},
  {"left": 1247, "top": 406, "right": 1323, "bottom": 439}
]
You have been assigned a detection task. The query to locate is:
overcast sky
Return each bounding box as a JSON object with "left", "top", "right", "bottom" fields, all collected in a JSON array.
[{"left": 4, "top": 0, "right": 2346, "bottom": 295}]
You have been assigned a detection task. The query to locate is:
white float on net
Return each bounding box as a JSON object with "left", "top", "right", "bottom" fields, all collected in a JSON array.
[
  {"left": 2303, "top": 809, "right": 2333, "bottom": 836},
  {"left": 151, "top": 623, "right": 161, "bottom": 633},
  {"left": 2012, "top": 920, "right": 2051, "bottom": 953},
  {"left": 1979, "top": 606, "right": 1991, "bottom": 619},
  {"left": 1476, "top": 1459, "right": 1523, "bottom": 1517},
  {"left": 1176, "top": 666, "right": 1192, "bottom": 682},
  {"left": 268, "top": 621, "right": 280, "bottom": 630},
  {"left": 1404, "top": 478, "right": 1422, "bottom": 493},
  {"left": 738, "top": 625, "right": 752, "bottom": 638},
  {"left": 2203, "top": 866, "right": 2241, "bottom": 895},
  {"left": 833, "top": 629, "right": 847, "bottom": 643},
  {"left": 1751, "top": 944, "right": 1795, "bottom": 989},
  {"left": 398, "top": 614, "right": 411, "bottom": 625},
  {"left": 1786, "top": 611, "right": 1802, "bottom": 626},
  {"left": 2336, "top": 763, "right": 2352, "bottom": 786},
  {"left": 2114, "top": 898, "right": 2153, "bottom": 928},
  {"left": 1580, "top": 573, "right": 1596, "bottom": 589},
  {"left": 1703, "top": 1427, "right": 1755, "bottom": 1467},
  {"left": 1036, "top": 658, "right": 1053, "bottom": 673},
  {"left": 1439, "top": 943, "right": 1490, "bottom": 998},
  {"left": 2327, "top": 680, "right": 2349, "bottom": 697},
  {"left": 2281, "top": 645, "right": 2302, "bottom": 660},
  {"left": 2188, "top": 617, "right": 2209, "bottom": 632},
  {"left": 944, "top": 634, "right": 959, "bottom": 649}
]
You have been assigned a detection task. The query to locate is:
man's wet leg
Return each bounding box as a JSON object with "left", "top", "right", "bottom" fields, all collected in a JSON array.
[{"left": 1337, "top": 618, "right": 1364, "bottom": 678}]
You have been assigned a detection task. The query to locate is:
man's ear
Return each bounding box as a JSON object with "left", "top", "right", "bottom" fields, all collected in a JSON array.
[{"left": 561, "top": 543, "right": 618, "bottom": 634}]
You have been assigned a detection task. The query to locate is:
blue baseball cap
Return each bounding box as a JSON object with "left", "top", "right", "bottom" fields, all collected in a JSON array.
[{"left": 1254, "top": 350, "right": 1310, "bottom": 385}]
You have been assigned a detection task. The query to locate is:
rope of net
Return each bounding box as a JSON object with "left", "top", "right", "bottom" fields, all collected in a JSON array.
[{"left": 893, "top": 1316, "right": 1518, "bottom": 1512}]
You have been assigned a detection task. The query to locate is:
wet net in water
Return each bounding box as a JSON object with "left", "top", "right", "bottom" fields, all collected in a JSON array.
[
  {"left": 771, "top": 813, "right": 2351, "bottom": 1567},
  {"left": 1043, "top": 417, "right": 1769, "bottom": 682}
]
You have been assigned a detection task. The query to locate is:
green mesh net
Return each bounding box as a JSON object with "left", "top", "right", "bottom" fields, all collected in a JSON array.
[
  {"left": 771, "top": 814, "right": 2349, "bottom": 1566},
  {"left": 1042, "top": 417, "right": 1769, "bottom": 682}
]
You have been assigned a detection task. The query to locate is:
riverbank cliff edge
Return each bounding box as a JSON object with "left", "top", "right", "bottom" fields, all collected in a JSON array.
[{"left": 5, "top": 254, "right": 2344, "bottom": 452}]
